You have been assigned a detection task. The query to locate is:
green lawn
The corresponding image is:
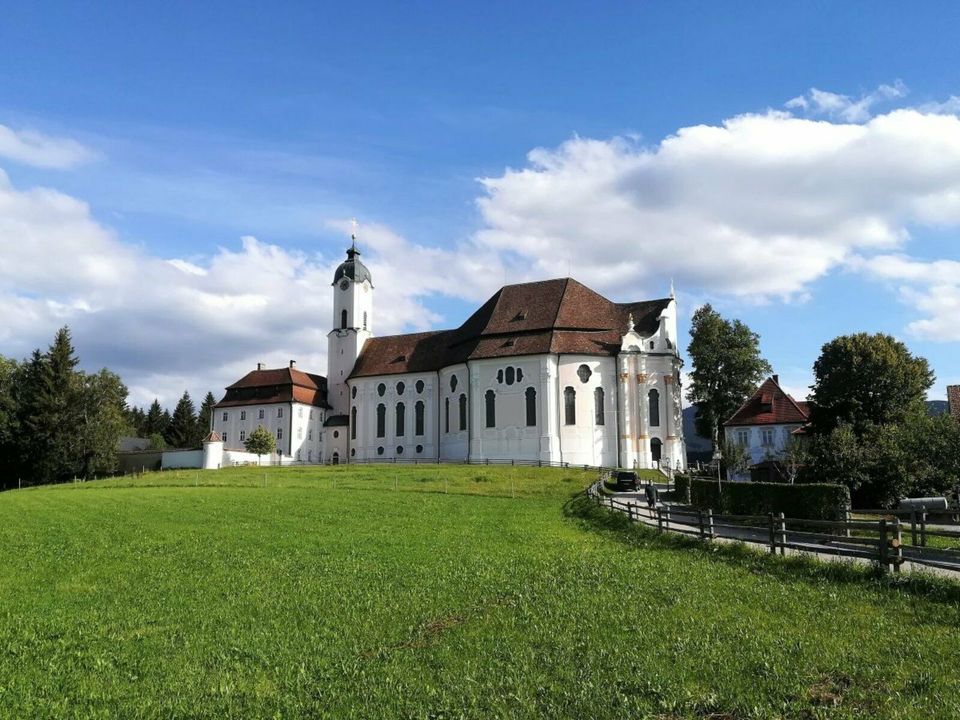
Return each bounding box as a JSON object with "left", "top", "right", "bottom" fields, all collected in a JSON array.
[{"left": 1, "top": 465, "right": 959, "bottom": 718}]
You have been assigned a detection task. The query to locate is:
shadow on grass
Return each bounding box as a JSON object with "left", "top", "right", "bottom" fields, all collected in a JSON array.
[{"left": 564, "top": 492, "right": 960, "bottom": 605}]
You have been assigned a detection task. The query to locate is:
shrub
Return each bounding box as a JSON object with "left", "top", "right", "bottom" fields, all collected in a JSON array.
[
  {"left": 689, "top": 478, "right": 849, "bottom": 520},
  {"left": 673, "top": 474, "right": 691, "bottom": 504}
]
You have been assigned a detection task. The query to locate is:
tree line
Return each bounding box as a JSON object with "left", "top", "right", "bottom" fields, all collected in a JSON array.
[
  {"left": 0, "top": 327, "right": 215, "bottom": 490},
  {"left": 686, "top": 305, "right": 960, "bottom": 508}
]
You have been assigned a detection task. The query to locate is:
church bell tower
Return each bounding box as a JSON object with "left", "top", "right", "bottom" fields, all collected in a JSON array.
[{"left": 327, "top": 224, "right": 373, "bottom": 416}]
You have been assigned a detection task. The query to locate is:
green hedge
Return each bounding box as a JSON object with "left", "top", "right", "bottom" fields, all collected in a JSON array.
[
  {"left": 673, "top": 475, "right": 691, "bottom": 504},
  {"left": 689, "top": 478, "right": 850, "bottom": 521}
]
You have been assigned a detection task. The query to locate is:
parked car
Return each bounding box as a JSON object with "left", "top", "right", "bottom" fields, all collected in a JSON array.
[{"left": 613, "top": 470, "right": 638, "bottom": 491}]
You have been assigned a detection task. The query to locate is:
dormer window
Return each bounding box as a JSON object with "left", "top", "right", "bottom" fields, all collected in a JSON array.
[{"left": 512, "top": 311, "right": 527, "bottom": 321}]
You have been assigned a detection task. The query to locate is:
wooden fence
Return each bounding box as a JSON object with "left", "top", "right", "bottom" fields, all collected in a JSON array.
[{"left": 588, "top": 481, "right": 960, "bottom": 575}]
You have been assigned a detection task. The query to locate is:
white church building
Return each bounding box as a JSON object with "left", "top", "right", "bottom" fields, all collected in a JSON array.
[{"left": 208, "top": 238, "right": 686, "bottom": 470}]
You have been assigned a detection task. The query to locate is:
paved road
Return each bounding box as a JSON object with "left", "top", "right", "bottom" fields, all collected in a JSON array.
[{"left": 595, "top": 484, "right": 960, "bottom": 577}]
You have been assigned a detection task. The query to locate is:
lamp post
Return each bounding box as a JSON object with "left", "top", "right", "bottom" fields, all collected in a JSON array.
[{"left": 712, "top": 445, "right": 723, "bottom": 495}]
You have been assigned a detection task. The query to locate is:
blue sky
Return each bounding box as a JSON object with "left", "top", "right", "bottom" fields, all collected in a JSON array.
[{"left": 1, "top": 2, "right": 959, "bottom": 406}]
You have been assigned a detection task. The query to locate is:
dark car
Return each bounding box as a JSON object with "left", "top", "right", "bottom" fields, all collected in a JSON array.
[{"left": 613, "top": 470, "right": 638, "bottom": 492}]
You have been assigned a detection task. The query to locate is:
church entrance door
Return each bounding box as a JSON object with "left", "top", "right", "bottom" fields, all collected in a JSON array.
[
  {"left": 332, "top": 452, "right": 340, "bottom": 465},
  {"left": 650, "top": 438, "right": 662, "bottom": 463}
]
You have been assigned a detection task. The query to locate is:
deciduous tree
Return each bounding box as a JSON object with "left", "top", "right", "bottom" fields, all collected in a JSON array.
[{"left": 244, "top": 425, "right": 275, "bottom": 465}]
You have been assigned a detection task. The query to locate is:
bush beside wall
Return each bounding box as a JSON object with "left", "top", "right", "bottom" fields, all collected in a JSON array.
[
  {"left": 673, "top": 475, "right": 691, "bottom": 504},
  {"left": 689, "top": 478, "right": 850, "bottom": 520}
]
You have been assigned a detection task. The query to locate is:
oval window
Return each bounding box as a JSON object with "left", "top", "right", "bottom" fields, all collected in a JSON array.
[
  {"left": 416, "top": 444, "right": 423, "bottom": 454},
  {"left": 351, "top": 386, "right": 357, "bottom": 399},
  {"left": 377, "top": 383, "right": 386, "bottom": 397},
  {"left": 333, "top": 431, "right": 339, "bottom": 439},
  {"left": 377, "top": 446, "right": 384, "bottom": 455},
  {"left": 577, "top": 364, "right": 592, "bottom": 384},
  {"left": 396, "top": 446, "right": 404, "bottom": 455},
  {"left": 416, "top": 380, "right": 424, "bottom": 393},
  {"left": 397, "top": 381, "right": 405, "bottom": 395}
]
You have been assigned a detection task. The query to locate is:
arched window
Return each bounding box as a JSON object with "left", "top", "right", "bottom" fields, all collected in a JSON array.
[
  {"left": 648, "top": 389, "right": 660, "bottom": 427},
  {"left": 485, "top": 390, "right": 496, "bottom": 428},
  {"left": 395, "top": 402, "right": 405, "bottom": 436},
  {"left": 445, "top": 397, "right": 450, "bottom": 433},
  {"left": 363, "top": 311, "right": 367, "bottom": 330},
  {"left": 415, "top": 401, "right": 424, "bottom": 436},
  {"left": 650, "top": 437, "right": 663, "bottom": 462},
  {"left": 341, "top": 309, "right": 347, "bottom": 329},
  {"left": 564, "top": 386, "right": 576, "bottom": 425},
  {"left": 351, "top": 406, "right": 357, "bottom": 440},
  {"left": 459, "top": 393, "right": 467, "bottom": 431},
  {"left": 525, "top": 387, "right": 537, "bottom": 426},
  {"left": 450, "top": 375, "right": 458, "bottom": 392},
  {"left": 376, "top": 403, "right": 385, "bottom": 438},
  {"left": 595, "top": 387, "right": 605, "bottom": 425}
]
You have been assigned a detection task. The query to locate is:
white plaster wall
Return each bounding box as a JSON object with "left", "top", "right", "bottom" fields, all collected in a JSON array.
[
  {"left": 556, "top": 355, "right": 618, "bottom": 467},
  {"left": 440, "top": 364, "right": 469, "bottom": 461},
  {"left": 468, "top": 357, "right": 544, "bottom": 462},
  {"left": 162, "top": 449, "right": 204, "bottom": 469},
  {"left": 350, "top": 372, "right": 438, "bottom": 461},
  {"left": 212, "top": 402, "right": 324, "bottom": 463}
]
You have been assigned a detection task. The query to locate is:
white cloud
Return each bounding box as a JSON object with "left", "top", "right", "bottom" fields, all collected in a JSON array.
[
  {"left": 474, "top": 106, "right": 960, "bottom": 304},
  {"left": 785, "top": 81, "right": 907, "bottom": 122},
  {"left": 0, "top": 124, "right": 95, "bottom": 169}
]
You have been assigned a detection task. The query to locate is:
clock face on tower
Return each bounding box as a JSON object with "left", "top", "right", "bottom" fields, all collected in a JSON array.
[{"left": 339, "top": 279, "right": 350, "bottom": 291}]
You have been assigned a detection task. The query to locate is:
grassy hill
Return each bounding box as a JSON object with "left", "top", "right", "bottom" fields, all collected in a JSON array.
[{"left": 2, "top": 465, "right": 960, "bottom": 718}]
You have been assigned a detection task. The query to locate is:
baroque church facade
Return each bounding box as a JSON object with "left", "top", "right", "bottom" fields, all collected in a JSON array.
[{"left": 211, "top": 239, "right": 686, "bottom": 470}]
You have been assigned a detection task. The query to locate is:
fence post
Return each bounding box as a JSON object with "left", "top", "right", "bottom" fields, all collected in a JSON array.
[
  {"left": 878, "top": 518, "right": 889, "bottom": 571},
  {"left": 891, "top": 517, "right": 903, "bottom": 573},
  {"left": 778, "top": 513, "right": 787, "bottom": 556},
  {"left": 628, "top": 502, "right": 635, "bottom": 523},
  {"left": 910, "top": 510, "right": 918, "bottom": 546},
  {"left": 844, "top": 508, "right": 852, "bottom": 538},
  {"left": 768, "top": 512, "right": 776, "bottom": 554},
  {"left": 920, "top": 511, "right": 928, "bottom": 547},
  {"left": 656, "top": 506, "right": 663, "bottom": 533},
  {"left": 664, "top": 505, "right": 671, "bottom": 532},
  {"left": 706, "top": 509, "right": 715, "bottom": 540},
  {"left": 698, "top": 510, "right": 705, "bottom": 540}
]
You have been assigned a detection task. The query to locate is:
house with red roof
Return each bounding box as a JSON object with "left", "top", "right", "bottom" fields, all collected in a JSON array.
[{"left": 723, "top": 375, "right": 810, "bottom": 481}]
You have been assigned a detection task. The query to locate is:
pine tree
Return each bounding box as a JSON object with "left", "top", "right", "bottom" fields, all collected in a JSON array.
[
  {"left": 144, "top": 399, "right": 167, "bottom": 436},
  {"left": 166, "top": 391, "right": 198, "bottom": 448},
  {"left": 197, "top": 391, "right": 217, "bottom": 441}
]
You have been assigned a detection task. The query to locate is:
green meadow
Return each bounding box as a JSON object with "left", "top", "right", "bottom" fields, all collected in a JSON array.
[{"left": 1, "top": 464, "right": 959, "bottom": 719}]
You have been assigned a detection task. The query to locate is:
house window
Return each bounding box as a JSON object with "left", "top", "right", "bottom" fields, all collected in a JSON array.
[
  {"left": 564, "top": 386, "right": 576, "bottom": 425},
  {"left": 352, "top": 386, "right": 357, "bottom": 399},
  {"left": 341, "top": 309, "right": 347, "bottom": 329},
  {"left": 308, "top": 450, "right": 312, "bottom": 462},
  {"left": 377, "top": 383, "right": 386, "bottom": 397},
  {"left": 594, "top": 387, "right": 605, "bottom": 425},
  {"left": 485, "top": 390, "right": 496, "bottom": 428},
  {"left": 416, "top": 380, "right": 424, "bottom": 394},
  {"left": 445, "top": 397, "right": 450, "bottom": 433},
  {"left": 298, "top": 427, "right": 303, "bottom": 439},
  {"left": 351, "top": 407, "right": 357, "bottom": 440},
  {"left": 363, "top": 311, "right": 367, "bottom": 330},
  {"left": 761, "top": 428, "right": 775, "bottom": 446},
  {"left": 223, "top": 432, "right": 228, "bottom": 443},
  {"left": 396, "top": 445, "right": 403, "bottom": 455},
  {"left": 258, "top": 409, "right": 264, "bottom": 419},
  {"left": 309, "top": 409, "right": 313, "bottom": 419},
  {"left": 222, "top": 412, "right": 228, "bottom": 421},
  {"left": 415, "top": 401, "right": 424, "bottom": 436},
  {"left": 525, "top": 387, "right": 537, "bottom": 426},
  {"left": 239, "top": 430, "right": 245, "bottom": 442},
  {"left": 277, "top": 407, "right": 283, "bottom": 418},
  {"left": 376, "top": 404, "right": 386, "bottom": 438},
  {"left": 396, "top": 402, "right": 405, "bottom": 436},
  {"left": 308, "top": 429, "right": 313, "bottom": 441},
  {"left": 240, "top": 410, "right": 246, "bottom": 421},
  {"left": 648, "top": 389, "right": 660, "bottom": 427},
  {"left": 277, "top": 428, "right": 283, "bottom": 440},
  {"left": 298, "top": 407, "right": 303, "bottom": 418},
  {"left": 737, "top": 429, "right": 749, "bottom": 447},
  {"left": 459, "top": 393, "right": 467, "bottom": 431},
  {"left": 577, "top": 364, "right": 592, "bottom": 383},
  {"left": 397, "top": 381, "right": 405, "bottom": 395}
]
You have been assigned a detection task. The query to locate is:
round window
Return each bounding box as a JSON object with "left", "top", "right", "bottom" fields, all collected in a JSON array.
[
  {"left": 397, "top": 381, "right": 405, "bottom": 395},
  {"left": 396, "top": 446, "right": 403, "bottom": 455},
  {"left": 416, "top": 444, "right": 423, "bottom": 454},
  {"left": 351, "top": 386, "right": 357, "bottom": 399},
  {"left": 377, "top": 383, "right": 386, "bottom": 397},
  {"left": 333, "top": 430, "right": 339, "bottom": 439},
  {"left": 577, "top": 364, "right": 592, "bottom": 383},
  {"left": 377, "top": 446, "right": 384, "bottom": 456},
  {"left": 416, "top": 380, "right": 424, "bottom": 394}
]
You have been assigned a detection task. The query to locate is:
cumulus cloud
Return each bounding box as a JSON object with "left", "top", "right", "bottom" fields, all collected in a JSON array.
[
  {"left": 0, "top": 124, "right": 95, "bottom": 169},
  {"left": 474, "top": 106, "right": 960, "bottom": 309},
  {"left": 0, "top": 171, "right": 503, "bottom": 407}
]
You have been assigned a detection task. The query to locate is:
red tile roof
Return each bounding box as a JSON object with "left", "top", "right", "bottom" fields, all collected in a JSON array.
[
  {"left": 350, "top": 278, "right": 672, "bottom": 378},
  {"left": 724, "top": 377, "right": 810, "bottom": 427},
  {"left": 215, "top": 367, "right": 329, "bottom": 408}
]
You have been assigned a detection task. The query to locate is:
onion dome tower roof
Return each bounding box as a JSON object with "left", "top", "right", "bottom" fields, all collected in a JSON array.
[{"left": 332, "top": 235, "right": 373, "bottom": 286}]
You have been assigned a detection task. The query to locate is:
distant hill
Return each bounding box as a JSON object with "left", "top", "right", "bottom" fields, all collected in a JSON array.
[{"left": 927, "top": 400, "right": 949, "bottom": 416}]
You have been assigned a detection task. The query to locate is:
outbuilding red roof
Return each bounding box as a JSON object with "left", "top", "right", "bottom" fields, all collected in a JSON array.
[
  {"left": 724, "top": 376, "right": 810, "bottom": 427},
  {"left": 215, "top": 367, "right": 329, "bottom": 408},
  {"left": 350, "top": 278, "right": 672, "bottom": 378}
]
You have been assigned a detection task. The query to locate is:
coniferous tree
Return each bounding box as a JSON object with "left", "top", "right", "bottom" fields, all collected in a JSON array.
[
  {"left": 0, "top": 357, "right": 19, "bottom": 486},
  {"left": 197, "top": 391, "right": 217, "bottom": 440},
  {"left": 166, "top": 391, "right": 198, "bottom": 448},
  {"left": 144, "top": 399, "right": 167, "bottom": 437}
]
